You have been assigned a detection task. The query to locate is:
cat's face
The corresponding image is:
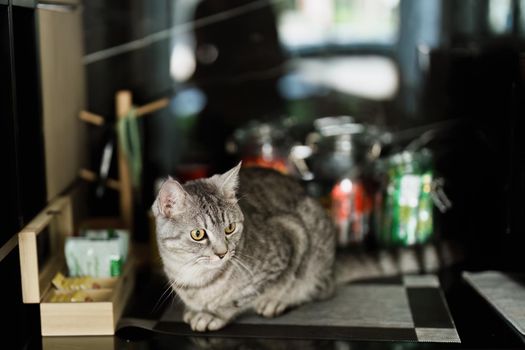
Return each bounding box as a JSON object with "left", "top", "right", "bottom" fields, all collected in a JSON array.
[{"left": 152, "top": 163, "right": 244, "bottom": 287}]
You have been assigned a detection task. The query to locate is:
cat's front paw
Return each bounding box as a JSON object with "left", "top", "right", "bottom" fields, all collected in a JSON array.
[
  {"left": 184, "top": 310, "right": 227, "bottom": 332},
  {"left": 255, "top": 299, "right": 287, "bottom": 318}
]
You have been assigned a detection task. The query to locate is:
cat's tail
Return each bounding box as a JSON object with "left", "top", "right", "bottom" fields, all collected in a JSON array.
[{"left": 334, "top": 239, "right": 464, "bottom": 285}]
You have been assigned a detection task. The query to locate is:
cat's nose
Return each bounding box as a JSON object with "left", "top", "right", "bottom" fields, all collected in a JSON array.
[{"left": 216, "top": 252, "right": 227, "bottom": 259}]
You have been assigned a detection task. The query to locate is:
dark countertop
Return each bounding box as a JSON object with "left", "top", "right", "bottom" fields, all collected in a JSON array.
[{"left": 25, "top": 263, "right": 525, "bottom": 350}]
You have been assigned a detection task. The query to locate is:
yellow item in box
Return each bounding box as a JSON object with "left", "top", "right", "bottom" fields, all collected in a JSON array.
[
  {"left": 52, "top": 272, "right": 101, "bottom": 291},
  {"left": 49, "top": 290, "right": 93, "bottom": 303}
]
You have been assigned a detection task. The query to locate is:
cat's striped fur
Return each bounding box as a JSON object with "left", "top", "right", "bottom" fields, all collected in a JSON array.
[{"left": 152, "top": 163, "right": 461, "bottom": 332}]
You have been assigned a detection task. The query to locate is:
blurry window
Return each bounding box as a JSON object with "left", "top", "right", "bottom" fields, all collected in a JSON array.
[
  {"left": 273, "top": 0, "right": 400, "bottom": 51},
  {"left": 489, "top": 0, "right": 513, "bottom": 34}
]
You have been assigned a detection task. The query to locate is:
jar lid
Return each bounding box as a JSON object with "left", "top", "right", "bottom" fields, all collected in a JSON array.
[{"left": 314, "top": 116, "right": 365, "bottom": 137}]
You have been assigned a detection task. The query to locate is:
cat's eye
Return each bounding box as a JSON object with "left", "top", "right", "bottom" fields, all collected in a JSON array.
[
  {"left": 190, "top": 228, "right": 207, "bottom": 241},
  {"left": 224, "top": 223, "right": 236, "bottom": 235}
]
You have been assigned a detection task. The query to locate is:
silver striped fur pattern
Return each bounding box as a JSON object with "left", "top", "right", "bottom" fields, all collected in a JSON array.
[
  {"left": 152, "top": 163, "right": 336, "bottom": 332},
  {"left": 152, "top": 164, "right": 463, "bottom": 332}
]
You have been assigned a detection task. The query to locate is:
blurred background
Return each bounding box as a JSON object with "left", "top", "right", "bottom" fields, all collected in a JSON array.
[
  {"left": 77, "top": 0, "right": 525, "bottom": 265},
  {"left": 2, "top": 0, "right": 525, "bottom": 347}
]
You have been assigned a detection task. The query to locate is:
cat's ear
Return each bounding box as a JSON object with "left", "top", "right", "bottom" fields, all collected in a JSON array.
[
  {"left": 153, "top": 177, "right": 189, "bottom": 217},
  {"left": 215, "top": 162, "right": 242, "bottom": 202}
]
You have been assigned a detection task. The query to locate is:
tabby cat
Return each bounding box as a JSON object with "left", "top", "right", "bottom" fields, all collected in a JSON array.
[{"left": 152, "top": 163, "right": 460, "bottom": 332}]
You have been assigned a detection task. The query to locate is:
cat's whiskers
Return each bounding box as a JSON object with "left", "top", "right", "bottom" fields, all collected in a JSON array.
[
  {"left": 152, "top": 279, "right": 178, "bottom": 314},
  {"left": 234, "top": 251, "right": 257, "bottom": 263},
  {"left": 231, "top": 256, "right": 255, "bottom": 281},
  {"left": 230, "top": 259, "right": 247, "bottom": 281},
  {"left": 169, "top": 290, "right": 183, "bottom": 309},
  {"left": 230, "top": 259, "right": 262, "bottom": 298},
  {"left": 167, "top": 281, "right": 179, "bottom": 304},
  {"left": 230, "top": 249, "right": 251, "bottom": 262},
  {"left": 153, "top": 281, "right": 172, "bottom": 309},
  {"left": 196, "top": 256, "right": 210, "bottom": 263},
  {"left": 168, "top": 281, "right": 186, "bottom": 308},
  {"left": 230, "top": 250, "right": 256, "bottom": 277},
  {"left": 166, "top": 257, "right": 203, "bottom": 290},
  {"left": 181, "top": 256, "right": 200, "bottom": 268}
]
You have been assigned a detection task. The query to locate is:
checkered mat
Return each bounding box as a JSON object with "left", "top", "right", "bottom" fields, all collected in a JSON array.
[
  {"left": 117, "top": 274, "right": 460, "bottom": 343},
  {"left": 463, "top": 271, "right": 525, "bottom": 338}
]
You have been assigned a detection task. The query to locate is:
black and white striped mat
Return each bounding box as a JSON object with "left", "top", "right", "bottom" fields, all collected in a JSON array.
[
  {"left": 118, "top": 274, "right": 460, "bottom": 343},
  {"left": 463, "top": 271, "right": 525, "bottom": 340}
]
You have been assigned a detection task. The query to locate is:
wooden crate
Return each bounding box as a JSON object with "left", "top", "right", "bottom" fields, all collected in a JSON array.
[{"left": 18, "top": 196, "right": 135, "bottom": 336}]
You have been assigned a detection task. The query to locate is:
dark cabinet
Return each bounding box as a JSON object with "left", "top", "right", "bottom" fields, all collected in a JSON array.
[
  {"left": 0, "top": 2, "right": 22, "bottom": 247},
  {"left": 0, "top": 0, "right": 47, "bottom": 245},
  {"left": 11, "top": 1, "right": 47, "bottom": 226},
  {"left": 0, "top": 1, "right": 46, "bottom": 348}
]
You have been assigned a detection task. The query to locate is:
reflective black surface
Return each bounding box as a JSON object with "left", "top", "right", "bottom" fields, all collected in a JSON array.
[
  {"left": 2, "top": 2, "right": 46, "bottom": 349},
  {"left": 22, "top": 263, "right": 525, "bottom": 349},
  {"left": 8, "top": 1, "right": 525, "bottom": 349}
]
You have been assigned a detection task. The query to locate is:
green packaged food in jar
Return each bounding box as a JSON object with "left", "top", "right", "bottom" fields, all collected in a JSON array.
[{"left": 378, "top": 150, "right": 434, "bottom": 247}]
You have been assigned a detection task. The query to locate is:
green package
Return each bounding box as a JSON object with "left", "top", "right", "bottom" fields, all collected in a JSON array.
[{"left": 65, "top": 229, "right": 129, "bottom": 277}]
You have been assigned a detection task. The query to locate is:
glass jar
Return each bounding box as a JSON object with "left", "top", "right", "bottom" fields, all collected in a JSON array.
[
  {"left": 376, "top": 149, "right": 434, "bottom": 247},
  {"left": 305, "top": 116, "right": 381, "bottom": 182},
  {"left": 331, "top": 168, "right": 374, "bottom": 247},
  {"left": 228, "top": 121, "right": 291, "bottom": 174}
]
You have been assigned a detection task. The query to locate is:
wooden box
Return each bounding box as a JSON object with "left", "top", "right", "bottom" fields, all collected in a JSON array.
[{"left": 18, "top": 196, "right": 135, "bottom": 336}]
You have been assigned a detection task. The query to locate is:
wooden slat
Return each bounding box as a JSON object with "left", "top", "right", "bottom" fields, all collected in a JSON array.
[
  {"left": 40, "top": 301, "right": 114, "bottom": 336},
  {"left": 22, "top": 196, "right": 70, "bottom": 235},
  {"left": 18, "top": 196, "right": 73, "bottom": 303},
  {"left": 78, "top": 168, "right": 121, "bottom": 191},
  {"left": 80, "top": 97, "right": 168, "bottom": 126},
  {"left": 39, "top": 6, "right": 87, "bottom": 201},
  {"left": 136, "top": 97, "right": 169, "bottom": 117},
  {"left": 54, "top": 196, "right": 73, "bottom": 252},
  {"left": 19, "top": 231, "right": 40, "bottom": 303},
  {"left": 79, "top": 110, "right": 105, "bottom": 126},
  {"left": 42, "top": 335, "right": 115, "bottom": 350}
]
